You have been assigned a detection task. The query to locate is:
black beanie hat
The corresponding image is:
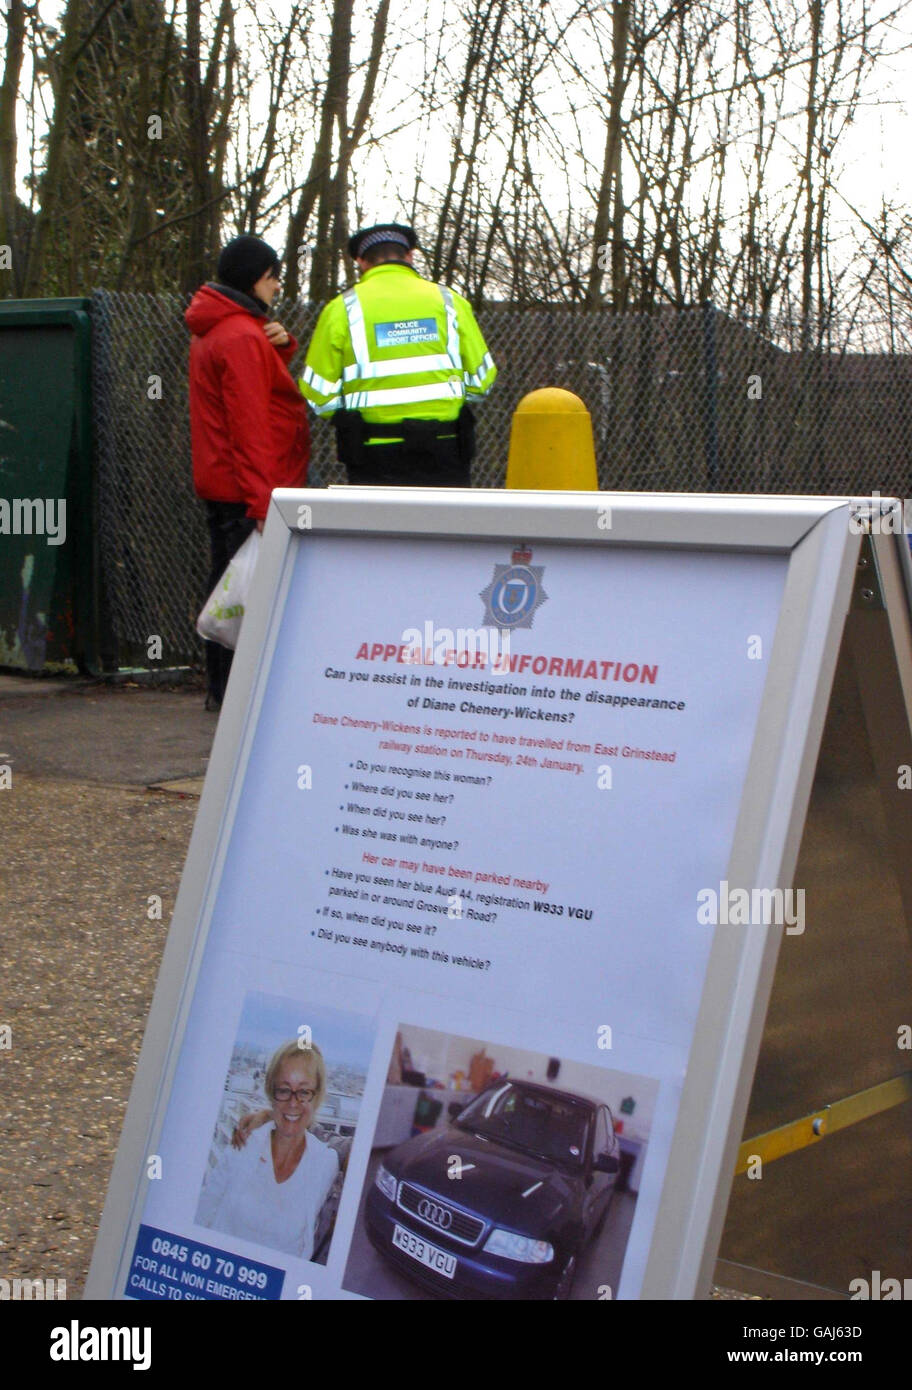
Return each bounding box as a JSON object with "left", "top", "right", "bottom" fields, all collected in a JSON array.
[{"left": 217, "top": 235, "right": 281, "bottom": 294}]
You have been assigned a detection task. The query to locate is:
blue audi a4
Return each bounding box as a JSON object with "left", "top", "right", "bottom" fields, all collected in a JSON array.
[{"left": 365, "top": 1079, "right": 620, "bottom": 1299}]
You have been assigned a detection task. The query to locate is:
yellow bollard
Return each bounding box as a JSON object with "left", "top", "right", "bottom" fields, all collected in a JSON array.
[{"left": 505, "top": 387, "right": 598, "bottom": 491}]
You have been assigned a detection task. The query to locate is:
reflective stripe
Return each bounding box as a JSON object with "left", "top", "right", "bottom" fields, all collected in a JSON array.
[
  {"left": 312, "top": 396, "right": 344, "bottom": 416},
  {"left": 344, "top": 380, "right": 466, "bottom": 411},
  {"left": 343, "top": 288, "right": 370, "bottom": 366},
  {"left": 342, "top": 353, "right": 456, "bottom": 382},
  {"left": 464, "top": 351, "right": 495, "bottom": 391},
  {"left": 439, "top": 286, "right": 462, "bottom": 370},
  {"left": 300, "top": 363, "right": 342, "bottom": 396}
]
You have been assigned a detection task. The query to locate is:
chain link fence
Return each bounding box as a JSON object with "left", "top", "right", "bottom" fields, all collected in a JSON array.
[{"left": 91, "top": 290, "right": 912, "bottom": 664}]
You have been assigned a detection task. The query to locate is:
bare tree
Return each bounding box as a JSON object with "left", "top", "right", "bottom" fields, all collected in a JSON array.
[
  {"left": 0, "top": 0, "right": 26, "bottom": 290},
  {"left": 282, "top": 0, "right": 391, "bottom": 301},
  {"left": 2, "top": 0, "right": 910, "bottom": 342}
]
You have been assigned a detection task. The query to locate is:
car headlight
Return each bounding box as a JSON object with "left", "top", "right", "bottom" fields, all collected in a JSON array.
[
  {"left": 374, "top": 1163, "right": 397, "bottom": 1202},
  {"left": 483, "top": 1228, "right": 554, "bottom": 1263}
]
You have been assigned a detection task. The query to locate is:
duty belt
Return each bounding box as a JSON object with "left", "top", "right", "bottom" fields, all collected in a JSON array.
[{"left": 363, "top": 418, "right": 458, "bottom": 444}]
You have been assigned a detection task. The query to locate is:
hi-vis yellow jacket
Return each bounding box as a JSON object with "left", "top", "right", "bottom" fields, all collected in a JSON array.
[{"left": 298, "top": 263, "right": 497, "bottom": 424}]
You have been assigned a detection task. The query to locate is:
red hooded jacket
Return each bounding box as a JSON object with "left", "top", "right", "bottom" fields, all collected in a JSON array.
[{"left": 186, "top": 284, "right": 310, "bottom": 519}]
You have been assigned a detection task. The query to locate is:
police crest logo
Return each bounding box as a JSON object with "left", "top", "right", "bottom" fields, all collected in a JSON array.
[{"left": 480, "top": 545, "right": 549, "bottom": 630}]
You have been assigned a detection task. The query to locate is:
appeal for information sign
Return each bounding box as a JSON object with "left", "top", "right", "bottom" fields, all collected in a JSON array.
[
  {"left": 90, "top": 472, "right": 875, "bottom": 1309},
  {"left": 110, "top": 519, "right": 794, "bottom": 1302}
]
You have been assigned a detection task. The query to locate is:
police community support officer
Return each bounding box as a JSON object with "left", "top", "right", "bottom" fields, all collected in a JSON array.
[{"left": 298, "top": 224, "right": 497, "bottom": 485}]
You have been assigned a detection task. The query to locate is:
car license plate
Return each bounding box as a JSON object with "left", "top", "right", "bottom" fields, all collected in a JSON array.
[{"left": 392, "top": 1223, "right": 457, "bottom": 1279}]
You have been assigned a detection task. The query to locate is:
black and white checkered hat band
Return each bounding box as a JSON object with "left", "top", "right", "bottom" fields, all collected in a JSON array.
[{"left": 358, "top": 229, "right": 410, "bottom": 254}]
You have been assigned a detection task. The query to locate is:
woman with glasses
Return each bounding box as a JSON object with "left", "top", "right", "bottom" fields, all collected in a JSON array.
[{"left": 196, "top": 1039, "right": 338, "bottom": 1262}]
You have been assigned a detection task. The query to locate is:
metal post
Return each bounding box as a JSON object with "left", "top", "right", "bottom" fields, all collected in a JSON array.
[{"left": 701, "top": 301, "right": 720, "bottom": 490}]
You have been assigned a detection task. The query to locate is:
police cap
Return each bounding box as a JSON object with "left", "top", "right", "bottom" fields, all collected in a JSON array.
[{"left": 347, "top": 223, "right": 419, "bottom": 259}]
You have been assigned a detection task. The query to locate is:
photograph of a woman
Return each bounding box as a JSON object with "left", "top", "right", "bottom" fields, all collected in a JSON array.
[{"left": 196, "top": 1038, "right": 339, "bottom": 1262}]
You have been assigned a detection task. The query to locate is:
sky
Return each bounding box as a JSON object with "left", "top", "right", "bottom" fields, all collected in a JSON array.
[{"left": 235, "top": 990, "right": 375, "bottom": 1071}]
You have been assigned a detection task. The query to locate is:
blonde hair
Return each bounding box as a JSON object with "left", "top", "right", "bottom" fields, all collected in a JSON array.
[{"left": 264, "top": 1039, "right": 327, "bottom": 1116}]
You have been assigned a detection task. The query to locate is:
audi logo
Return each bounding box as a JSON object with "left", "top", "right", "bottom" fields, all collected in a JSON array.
[{"left": 417, "top": 1198, "right": 453, "bottom": 1230}]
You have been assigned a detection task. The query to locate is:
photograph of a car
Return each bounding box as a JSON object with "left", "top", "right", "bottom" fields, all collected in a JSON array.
[
  {"left": 343, "top": 1026, "right": 657, "bottom": 1300},
  {"left": 364, "top": 1079, "right": 620, "bottom": 1299}
]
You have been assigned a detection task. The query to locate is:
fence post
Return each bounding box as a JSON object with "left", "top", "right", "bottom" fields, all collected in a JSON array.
[
  {"left": 89, "top": 290, "right": 121, "bottom": 670},
  {"left": 701, "top": 301, "right": 720, "bottom": 490}
]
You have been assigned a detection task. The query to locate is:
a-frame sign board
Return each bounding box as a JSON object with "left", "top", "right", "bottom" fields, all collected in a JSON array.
[
  {"left": 715, "top": 516, "right": 912, "bottom": 1298},
  {"left": 86, "top": 490, "right": 911, "bottom": 1302}
]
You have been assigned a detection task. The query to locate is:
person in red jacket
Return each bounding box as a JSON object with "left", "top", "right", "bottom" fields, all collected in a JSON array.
[{"left": 187, "top": 235, "right": 310, "bottom": 709}]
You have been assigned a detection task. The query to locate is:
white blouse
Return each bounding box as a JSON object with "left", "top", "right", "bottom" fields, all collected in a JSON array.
[{"left": 197, "top": 1126, "right": 339, "bottom": 1261}]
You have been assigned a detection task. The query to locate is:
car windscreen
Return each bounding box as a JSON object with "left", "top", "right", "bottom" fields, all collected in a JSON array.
[{"left": 455, "top": 1084, "right": 590, "bottom": 1168}]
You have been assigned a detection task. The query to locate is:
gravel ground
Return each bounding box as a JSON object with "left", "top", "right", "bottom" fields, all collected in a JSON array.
[{"left": 0, "top": 685, "right": 210, "bottom": 1299}]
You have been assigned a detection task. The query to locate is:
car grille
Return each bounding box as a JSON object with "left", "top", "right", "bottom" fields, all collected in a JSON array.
[{"left": 397, "top": 1182, "right": 486, "bottom": 1246}]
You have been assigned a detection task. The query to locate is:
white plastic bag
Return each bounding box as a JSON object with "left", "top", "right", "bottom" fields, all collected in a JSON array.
[{"left": 196, "top": 530, "right": 260, "bottom": 650}]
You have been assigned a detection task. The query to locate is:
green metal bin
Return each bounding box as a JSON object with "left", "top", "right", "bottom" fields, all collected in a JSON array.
[{"left": 0, "top": 298, "right": 98, "bottom": 671}]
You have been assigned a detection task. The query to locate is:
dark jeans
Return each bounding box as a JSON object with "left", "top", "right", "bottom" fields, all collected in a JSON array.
[{"left": 204, "top": 500, "right": 256, "bottom": 705}]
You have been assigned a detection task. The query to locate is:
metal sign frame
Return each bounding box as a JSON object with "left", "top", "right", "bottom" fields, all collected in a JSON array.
[{"left": 86, "top": 488, "right": 865, "bottom": 1301}]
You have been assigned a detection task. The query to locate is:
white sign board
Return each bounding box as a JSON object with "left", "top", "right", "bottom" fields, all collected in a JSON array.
[{"left": 87, "top": 489, "right": 860, "bottom": 1301}]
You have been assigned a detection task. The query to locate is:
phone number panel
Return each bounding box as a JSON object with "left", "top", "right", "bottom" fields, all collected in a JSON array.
[{"left": 125, "top": 1224, "right": 285, "bottom": 1301}]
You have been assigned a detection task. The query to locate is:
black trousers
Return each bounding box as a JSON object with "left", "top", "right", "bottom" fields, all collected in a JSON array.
[
  {"left": 336, "top": 407, "right": 474, "bottom": 487},
  {"left": 203, "top": 500, "right": 255, "bottom": 705}
]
